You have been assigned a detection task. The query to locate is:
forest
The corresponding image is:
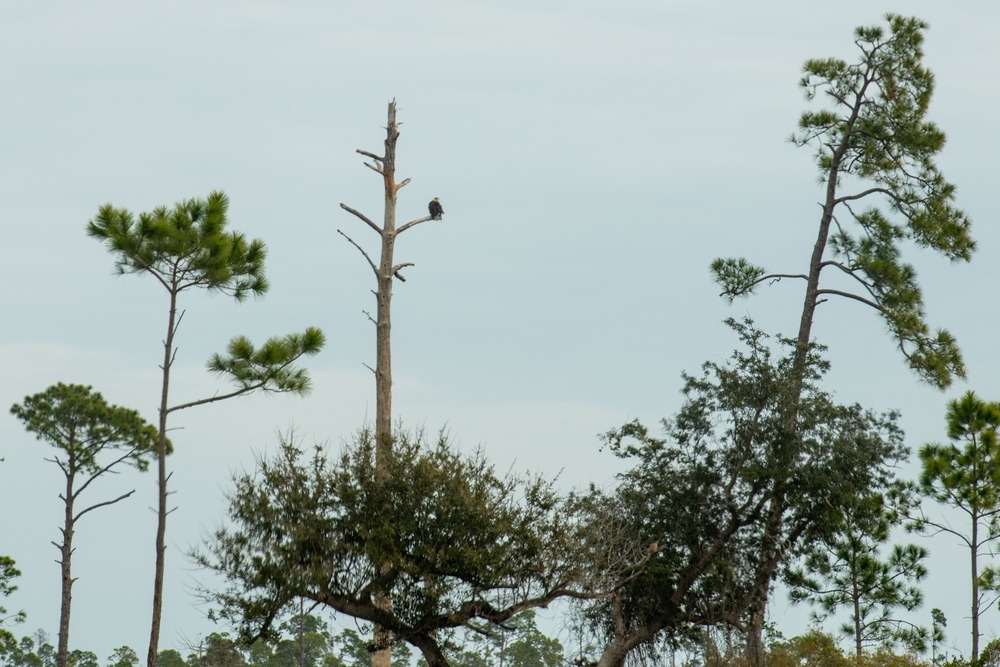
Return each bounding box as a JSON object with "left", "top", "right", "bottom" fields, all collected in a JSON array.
[{"left": 3, "top": 9, "right": 999, "bottom": 667}]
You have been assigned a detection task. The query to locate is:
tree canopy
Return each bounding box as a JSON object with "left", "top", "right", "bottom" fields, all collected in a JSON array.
[
  {"left": 571, "top": 320, "right": 908, "bottom": 667},
  {"left": 712, "top": 14, "right": 975, "bottom": 388},
  {"left": 199, "top": 428, "right": 580, "bottom": 667}
]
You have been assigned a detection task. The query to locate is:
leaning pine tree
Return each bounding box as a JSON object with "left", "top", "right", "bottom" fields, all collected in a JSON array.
[
  {"left": 710, "top": 15, "right": 975, "bottom": 663},
  {"left": 87, "top": 191, "right": 325, "bottom": 667}
]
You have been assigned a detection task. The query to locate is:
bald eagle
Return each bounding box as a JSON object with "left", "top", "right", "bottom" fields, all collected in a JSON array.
[{"left": 428, "top": 197, "right": 444, "bottom": 220}]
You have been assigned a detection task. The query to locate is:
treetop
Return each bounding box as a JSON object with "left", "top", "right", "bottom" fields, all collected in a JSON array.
[{"left": 86, "top": 190, "right": 269, "bottom": 301}]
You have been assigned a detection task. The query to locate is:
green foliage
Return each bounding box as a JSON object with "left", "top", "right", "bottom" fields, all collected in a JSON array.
[
  {"left": 929, "top": 609, "right": 946, "bottom": 666},
  {"left": 766, "top": 631, "right": 933, "bottom": 667},
  {"left": 87, "top": 190, "right": 324, "bottom": 665},
  {"left": 87, "top": 191, "right": 267, "bottom": 301},
  {"left": 448, "top": 610, "right": 563, "bottom": 667},
  {"left": 785, "top": 488, "right": 929, "bottom": 656},
  {"left": 1, "top": 631, "right": 56, "bottom": 667},
  {"left": 10, "top": 383, "right": 161, "bottom": 475},
  {"left": 572, "top": 320, "right": 907, "bottom": 665},
  {"left": 767, "top": 631, "right": 849, "bottom": 667},
  {"left": 206, "top": 328, "right": 325, "bottom": 397},
  {"left": 709, "top": 258, "right": 767, "bottom": 301},
  {"left": 0, "top": 557, "right": 24, "bottom": 626},
  {"left": 199, "top": 427, "right": 577, "bottom": 665},
  {"left": 910, "top": 392, "right": 1000, "bottom": 660},
  {"left": 188, "top": 634, "right": 244, "bottom": 667},
  {"left": 106, "top": 647, "right": 138, "bottom": 667},
  {"left": 0, "top": 558, "right": 25, "bottom": 650},
  {"left": 918, "top": 393, "right": 1000, "bottom": 506},
  {"left": 68, "top": 650, "right": 98, "bottom": 667},
  {"left": 154, "top": 651, "right": 186, "bottom": 667},
  {"left": 712, "top": 14, "right": 974, "bottom": 388}
]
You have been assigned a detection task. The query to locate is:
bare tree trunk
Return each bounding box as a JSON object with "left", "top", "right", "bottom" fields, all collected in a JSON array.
[
  {"left": 972, "top": 516, "right": 980, "bottom": 662},
  {"left": 147, "top": 288, "right": 178, "bottom": 667},
  {"left": 371, "top": 99, "right": 401, "bottom": 667},
  {"left": 340, "top": 99, "right": 439, "bottom": 667},
  {"left": 56, "top": 475, "right": 74, "bottom": 667}
]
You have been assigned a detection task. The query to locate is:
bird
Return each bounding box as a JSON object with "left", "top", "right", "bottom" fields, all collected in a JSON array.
[{"left": 428, "top": 197, "right": 444, "bottom": 220}]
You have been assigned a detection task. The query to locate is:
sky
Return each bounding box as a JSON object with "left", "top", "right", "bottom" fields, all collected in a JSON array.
[{"left": 2, "top": 1, "right": 999, "bottom": 662}]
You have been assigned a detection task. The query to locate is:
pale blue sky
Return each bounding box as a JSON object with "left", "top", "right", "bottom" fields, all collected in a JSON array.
[{"left": 2, "top": 1, "right": 998, "bottom": 661}]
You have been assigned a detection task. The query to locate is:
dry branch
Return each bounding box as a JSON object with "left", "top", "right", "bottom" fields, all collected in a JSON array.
[
  {"left": 337, "top": 229, "right": 378, "bottom": 277},
  {"left": 339, "top": 203, "right": 382, "bottom": 235}
]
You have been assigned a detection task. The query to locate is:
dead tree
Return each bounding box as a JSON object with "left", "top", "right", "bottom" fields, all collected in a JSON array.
[{"left": 338, "top": 99, "right": 441, "bottom": 667}]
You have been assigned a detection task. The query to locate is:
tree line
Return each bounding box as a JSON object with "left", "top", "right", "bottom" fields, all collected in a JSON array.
[{"left": 3, "top": 12, "right": 996, "bottom": 667}]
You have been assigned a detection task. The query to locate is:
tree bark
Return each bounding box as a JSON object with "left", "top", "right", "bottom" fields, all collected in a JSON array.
[
  {"left": 340, "top": 99, "right": 440, "bottom": 667},
  {"left": 147, "top": 287, "right": 178, "bottom": 667},
  {"left": 56, "top": 469, "right": 75, "bottom": 667},
  {"left": 972, "top": 511, "right": 980, "bottom": 662},
  {"left": 744, "top": 77, "right": 871, "bottom": 667},
  {"left": 372, "top": 99, "right": 401, "bottom": 667}
]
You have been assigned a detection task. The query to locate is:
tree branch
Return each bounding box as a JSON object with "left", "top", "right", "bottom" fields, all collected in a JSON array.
[
  {"left": 339, "top": 203, "right": 382, "bottom": 235},
  {"left": 814, "top": 288, "right": 886, "bottom": 313},
  {"left": 397, "top": 216, "right": 435, "bottom": 235},
  {"left": 74, "top": 489, "right": 136, "bottom": 522},
  {"left": 337, "top": 229, "right": 379, "bottom": 277}
]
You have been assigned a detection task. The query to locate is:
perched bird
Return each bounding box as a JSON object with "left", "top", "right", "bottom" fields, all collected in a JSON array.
[{"left": 428, "top": 197, "right": 444, "bottom": 220}]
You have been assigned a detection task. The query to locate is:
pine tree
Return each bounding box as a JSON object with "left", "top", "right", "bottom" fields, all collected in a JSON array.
[{"left": 88, "top": 191, "right": 324, "bottom": 667}]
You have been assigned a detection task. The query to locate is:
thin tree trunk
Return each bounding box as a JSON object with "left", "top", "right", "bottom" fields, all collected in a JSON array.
[
  {"left": 341, "top": 99, "right": 438, "bottom": 667},
  {"left": 853, "top": 566, "right": 863, "bottom": 657},
  {"left": 744, "top": 82, "right": 868, "bottom": 666},
  {"left": 56, "top": 473, "right": 75, "bottom": 667},
  {"left": 147, "top": 288, "right": 178, "bottom": 667},
  {"left": 972, "top": 514, "right": 979, "bottom": 662},
  {"left": 372, "top": 99, "right": 401, "bottom": 667}
]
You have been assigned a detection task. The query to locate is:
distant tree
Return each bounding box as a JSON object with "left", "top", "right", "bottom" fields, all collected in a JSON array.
[
  {"left": 199, "top": 427, "right": 579, "bottom": 667},
  {"left": 154, "top": 651, "right": 185, "bottom": 667},
  {"left": 322, "top": 627, "right": 413, "bottom": 667},
  {"left": 571, "top": 320, "right": 907, "bottom": 667},
  {"left": 107, "top": 648, "right": 138, "bottom": 667},
  {"left": 10, "top": 384, "right": 159, "bottom": 667},
  {"left": 785, "top": 489, "right": 928, "bottom": 656},
  {"left": 68, "top": 650, "right": 99, "bottom": 667},
  {"left": 1, "top": 631, "right": 55, "bottom": 667},
  {"left": 446, "top": 610, "right": 562, "bottom": 667},
  {"left": 710, "top": 15, "right": 976, "bottom": 661},
  {"left": 766, "top": 631, "right": 849, "bottom": 667},
  {"left": 930, "top": 608, "right": 947, "bottom": 666},
  {"left": 187, "top": 634, "right": 243, "bottom": 667},
  {"left": 908, "top": 392, "right": 1000, "bottom": 662},
  {"left": 500, "top": 611, "right": 564, "bottom": 667},
  {"left": 331, "top": 629, "right": 371, "bottom": 667},
  {"left": 87, "top": 190, "right": 325, "bottom": 667},
  {"left": 273, "top": 613, "right": 333, "bottom": 667}
]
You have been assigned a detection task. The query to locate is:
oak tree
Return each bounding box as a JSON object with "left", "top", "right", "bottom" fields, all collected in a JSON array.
[
  {"left": 199, "top": 428, "right": 579, "bottom": 667},
  {"left": 572, "top": 321, "right": 906, "bottom": 667}
]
